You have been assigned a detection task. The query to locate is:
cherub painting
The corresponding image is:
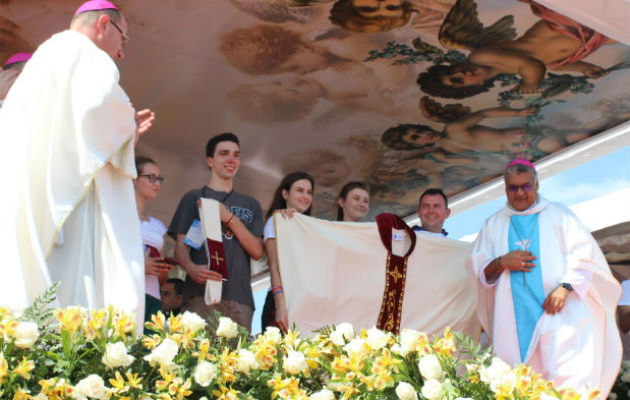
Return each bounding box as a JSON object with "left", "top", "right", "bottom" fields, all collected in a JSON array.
[
  {"left": 416, "top": 0, "right": 616, "bottom": 99},
  {"left": 381, "top": 96, "right": 538, "bottom": 157}
]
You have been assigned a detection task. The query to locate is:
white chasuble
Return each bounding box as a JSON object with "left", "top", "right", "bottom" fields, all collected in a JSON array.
[
  {"left": 467, "top": 197, "right": 621, "bottom": 398},
  {"left": 274, "top": 213, "right": 479, "bottom": 340},
  {"left": 0, "top": 30, "right": 144, "bottom": 329}
]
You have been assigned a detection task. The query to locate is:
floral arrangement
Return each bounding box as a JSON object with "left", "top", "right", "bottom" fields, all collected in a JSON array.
[
  {"left": 0, "top": 288, "right": 604, "bottom": 400},
  {"left": 608, "top": 361, "right": 630, "bottom": 400}
]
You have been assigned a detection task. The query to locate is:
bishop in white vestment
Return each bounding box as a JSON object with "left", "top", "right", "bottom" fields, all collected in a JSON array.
[
  {"left": 467, "top": 159, "right": 621, "bottom": 398},
  {"left": 0, "top": 1, "right": 153, "bottom": 330}
]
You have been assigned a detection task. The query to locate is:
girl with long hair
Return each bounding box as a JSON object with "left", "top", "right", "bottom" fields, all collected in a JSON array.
[{"left": 261, "top": 171, "right": 314, "bottom": 331}]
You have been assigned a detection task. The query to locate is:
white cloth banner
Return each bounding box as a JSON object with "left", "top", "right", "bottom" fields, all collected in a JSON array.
[
  {"left": 199, "top": 198, "right": 223, "bottom": 305},
  {"left": 275, "top": 214, "right": 479, "bottom": 338}
]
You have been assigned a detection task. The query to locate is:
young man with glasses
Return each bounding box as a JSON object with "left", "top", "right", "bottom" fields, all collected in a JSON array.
[
  {"left": 467, "top": 159, "right": 621, "bottom": 397},
  {"left": 0, "top": 0, "right": 154, "bottom": 331},
  {"left": 168, "top": 133, "right": 264, "bottom": 333}
]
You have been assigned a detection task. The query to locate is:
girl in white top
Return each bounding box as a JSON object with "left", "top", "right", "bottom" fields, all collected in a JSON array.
[
  {"left": 262, "top": 172, "right": 314, "bottom": 332},
  {"left": 134, "top": 157, "right": 170, "bottom": 323},
  {"left": 337, "top": 181, "right": 370, "bottom": 222}
]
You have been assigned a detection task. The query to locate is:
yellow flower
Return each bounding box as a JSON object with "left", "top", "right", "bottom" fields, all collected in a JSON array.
[
  {"left": 156, "top": 365, "right": 176, "bottom": 391},
  {"left": 370, "top": 348, "right": 399, "bottom": 375},
  {"left": 125, "top": 372, "right": 143, "bottom": 390},
  {"left": 0, "top": 352, "right": 8, "bottom": 382},
  {"left": 283, "top": 328, "right": 301, "bottom": 350},
  {"left": 433, "top": 327, "right": 456, "bottom": 356},
  {"left": 11, "top": 387, "right": 31, "bottom": 400},
  {"left": 219, "top": 348, "right": 239, "bottom": 384},
  {"left": 142, "top": 334, "right": 162, "bottom": 350},
  {"left": 109, "top": 371, "right": 129, "bottom": 393},
  {"left": 13, "top": 357, "right": 35, "bottom": 379},
  {"left": 167, "top": 314, "right": 183, "bottom": 334},
  {"left": 54, "top": 306, "right": 83, "bottom": 333},
  {"left": 267, "top": 374, "right": 303, "bottom": 399},
  {"left": 253, "top": 338, "right": 278, "bottom": 371},
  {"left": 112, "top": 310, "right": 136, "bottom": 339},
  {"left": 145, "top": 311, "right": 167, "bottom": 333},
  {"left": 212, "top": 385, "right": 241, "bottom": 400}
]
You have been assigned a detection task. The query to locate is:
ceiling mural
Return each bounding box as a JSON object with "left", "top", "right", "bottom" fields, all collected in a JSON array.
[{"left": 1, "top": 0, "right": 629, "bottom": 221}]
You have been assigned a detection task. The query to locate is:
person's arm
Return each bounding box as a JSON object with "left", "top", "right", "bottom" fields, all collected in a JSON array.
[
  {"left": 265, "top": 237, "right": 289, "bottom": 331},
  {"left": 483, "top": 249, "right": 536, "bottom": 283},
  {"left": 219, "top": 203, "right": 264, "bottom": 260},
  {"left": 174, "top": 234, "right": 223, "bottom": 284}
]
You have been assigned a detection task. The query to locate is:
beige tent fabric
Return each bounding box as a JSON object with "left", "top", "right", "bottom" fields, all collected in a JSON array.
[{"left": 275, "top": 214, "right": 479, "bottom": 339}]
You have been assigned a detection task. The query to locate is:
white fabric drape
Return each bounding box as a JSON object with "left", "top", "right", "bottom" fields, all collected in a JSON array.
[
  {"left": 275, "top": 214, "right": 479, "bottom": 339},
  {"left": 467, "top": 197, "right": 621, "bottom": 397},
  {"left": 0, "top": 30, "right": 144, "bottom": 330}
]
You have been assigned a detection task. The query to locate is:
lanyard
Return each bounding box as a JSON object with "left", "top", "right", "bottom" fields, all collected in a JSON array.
[{"left": 201, "top": 186, "right": 234, "bottom": 204}]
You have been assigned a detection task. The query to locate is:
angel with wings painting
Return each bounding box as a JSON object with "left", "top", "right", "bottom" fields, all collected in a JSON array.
[
  {"left": 416, "top": 0, "right": 616, "bottom": 99},
  {"left": 382, "top": 96, "right": 538, "bottom": 156}
]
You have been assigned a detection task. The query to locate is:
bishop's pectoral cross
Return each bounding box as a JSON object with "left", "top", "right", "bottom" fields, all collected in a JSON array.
[
  {"left": 211, "top": 251, "right": 224, "bottom": 267},
  {"left": 514, "top": 239, "right": 531, "bottom": 286}
]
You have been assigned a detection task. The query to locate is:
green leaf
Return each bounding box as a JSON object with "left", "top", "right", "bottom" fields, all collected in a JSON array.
[{"left": 62, "top": 330, "right": 72, "bottom": 359}]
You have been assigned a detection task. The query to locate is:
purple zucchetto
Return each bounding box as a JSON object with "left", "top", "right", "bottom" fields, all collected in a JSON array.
[
  {"left": 74, "top": 0, "right": 118, "bottom": 16},
  {"left": 506, "top": 158, "right": 535, "bottom": 171},
  {"left": 3, "top": 53, "right": 32, "bottom": 67}
]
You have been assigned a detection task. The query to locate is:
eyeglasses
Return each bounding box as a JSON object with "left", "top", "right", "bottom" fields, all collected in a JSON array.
[
  {"left": 139, "top": 174, "right": 164, "bottom": 183},
  {"left": 507, "top": 183, "right": 533, "bottom": 193},
  {"left": 110, "top": 20, "right": 129, "bottom": 44}
]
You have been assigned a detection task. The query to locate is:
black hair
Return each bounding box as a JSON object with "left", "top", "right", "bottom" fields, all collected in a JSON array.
[
  {"left": 165, "top": 278, "right": 184, "bottom": 296},
  {"left": 135, "top": 156, "right": 157, "bottom": 175},
  {"left": 265, "top": 172, "right": 315, "bottom": 220},
  {"left": 419, "top": 187, "right": 448, "bottom": 208},
  {"left": 336, "top": 181, "right": 369, "bottom": 221},
  {"left": 417, "top": 64, "right": 497, "bottom": 100},
  {"left": 206, "top": 132, "right": 239, "bottom": 158},
  {"left": 381, "top": 124, "right": 440, "bottom": 151}
]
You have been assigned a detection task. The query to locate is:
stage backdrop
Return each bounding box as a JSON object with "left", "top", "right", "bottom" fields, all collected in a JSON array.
[{"left": 1, "top": 0, "right": 629, "bottom": 223}]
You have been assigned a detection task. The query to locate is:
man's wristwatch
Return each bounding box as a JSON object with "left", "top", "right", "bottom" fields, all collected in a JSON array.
[{"left": 559, "top": 282, "right": 573, "bottom": 292}]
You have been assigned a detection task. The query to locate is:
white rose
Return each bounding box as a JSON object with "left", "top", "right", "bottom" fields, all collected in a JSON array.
[
  {"left": 479, "top": 357, "right": 511, "bottom": 384},
  {"left": 193, "top": 361, "right": 217, "bottom": 387},
  {"left": 330, "top": 330, "right": 346, "bottom": 346},
  {"left": 310, "top": 389, "right": 335, "bottom": 400},
  {"left": 236, "top": 349, "right": 259, "bottom": 375},
  {"left": 607, "top": 394, "right": 617, "bottom": 400},
  {"left": 31, "top": 394, "right": 48, "bottom": 400},
  {"left": 343, "top": 338, "right": 369, "bottom": 359},
  {"left": 397, "top": 329, "right": 420, "bottom": 356},
  {"left": 455, "top": 398, "right": 473, "bottom": 400},
  {"left": 216, "top": 317, "right": 239, "bottom": 339},
  {"left": 395, "top": 382, "right": 418, "bottom": 400},
  {"left": 490, "top": 370, "right": 516, "bottom": 394},
  {"left": 336, "top": 323, "right": 354, "bottom": 340},
  {"left": 181, "top": 311, "right": 206, "bottom": 334},
  {"left": 421, "top": 379, "right": 442, "bottom": 400},
  {"left": 102, "top": 342, "right": 134, "bottom": 369},
  {"left": 264, "top": 326, "right": 282, "bottom": 345},
  {"left": 283, "top": 350, "right": 308, "bottom": 375},
  {"left": 143, "top": 338, "right": 178, "bottom": 367},
  {"left": 14, "top": 321, "right": 39, "bottom": 348},
  {"left": 74, "top": 374, "right": 107, "bottom": 400},
  {"left": 418, "top": 354, "right": 443, "bottom": 381},
  {"left": 366, "top": 328, "right": 388, "bottom": 350}
]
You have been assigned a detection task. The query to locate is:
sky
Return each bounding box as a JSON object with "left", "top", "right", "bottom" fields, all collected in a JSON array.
[{"left": 250, "top": 146, "right": 630, "bottom": 334}]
